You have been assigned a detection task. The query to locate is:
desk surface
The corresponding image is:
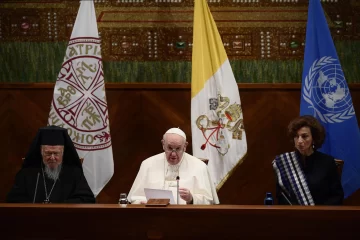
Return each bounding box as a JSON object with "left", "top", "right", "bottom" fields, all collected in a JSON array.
[
  {"left": 2, "top": 203, "right": 360, "bottom": 209},
  {"left": 1, "top": 204, "right": 359, "bottom": 239}
]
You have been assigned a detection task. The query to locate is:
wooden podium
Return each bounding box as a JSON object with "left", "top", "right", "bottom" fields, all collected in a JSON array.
[{"left": 0, "top": 204, "right": 359, "bottom": 239}]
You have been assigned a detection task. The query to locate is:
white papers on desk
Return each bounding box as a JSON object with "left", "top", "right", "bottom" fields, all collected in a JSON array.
[{"left": 144, "top": 188, "right": 175, "bottom": 204}]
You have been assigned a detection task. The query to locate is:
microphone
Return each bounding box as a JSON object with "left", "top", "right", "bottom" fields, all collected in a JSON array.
[
  {"left": 176, "top": 176, "right": 180, "bottom": 204},
  {"left": 33, "top": 172, "right": 40, "bottom": 203},
  {"left": 280, "top": 191, "right": 293, "bottom": 205}
]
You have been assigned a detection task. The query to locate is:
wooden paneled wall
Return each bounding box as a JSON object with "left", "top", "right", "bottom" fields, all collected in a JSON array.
[{"left": 1, "top": 83, "right": 359, "bottom": 205}]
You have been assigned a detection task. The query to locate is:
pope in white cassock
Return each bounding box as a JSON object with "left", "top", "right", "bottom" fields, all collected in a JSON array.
[{"left": 127, "top": 128, "right": 219, "bottom": 204}]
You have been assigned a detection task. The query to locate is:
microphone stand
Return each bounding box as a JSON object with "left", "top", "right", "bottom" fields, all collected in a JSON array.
[
  {"left": 33, "top": 172, "right": 40, "bottom": 203},
  {"left": 281, "top": 191, "right": 293, "bottom": 205},
  {"left": 176, "top": 176, "right": 180, "bottom": 204}
]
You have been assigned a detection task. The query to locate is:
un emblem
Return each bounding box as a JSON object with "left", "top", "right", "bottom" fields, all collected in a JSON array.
[{"left": 302, "top": 56, "right": 355, "bottom": 123}]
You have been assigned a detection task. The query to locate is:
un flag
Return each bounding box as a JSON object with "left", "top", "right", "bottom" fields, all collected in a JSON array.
[{"left": 300, "top": 0, "right": 360, "bottom": 198}]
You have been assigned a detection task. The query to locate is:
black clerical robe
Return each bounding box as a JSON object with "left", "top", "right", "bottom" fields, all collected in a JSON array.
[
  {"left": 7, "top": 165, "right": 95, "bottom": 203},
  {"left": 277, "top": 151, "right": 344, "bottom": 205}
]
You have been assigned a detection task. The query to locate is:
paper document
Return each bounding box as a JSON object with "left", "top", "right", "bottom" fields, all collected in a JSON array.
[{"left": 144, "top": 188, "right": 175, "bottom": 204}]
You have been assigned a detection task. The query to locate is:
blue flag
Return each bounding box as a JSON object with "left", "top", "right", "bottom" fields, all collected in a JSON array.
[{"left": 300, "top": 0, "right": 360, "bottom": 198}]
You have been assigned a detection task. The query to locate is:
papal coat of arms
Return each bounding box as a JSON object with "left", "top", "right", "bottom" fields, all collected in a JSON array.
[{"left": 195, "top": 93, "right": 245, "bottom": 156}]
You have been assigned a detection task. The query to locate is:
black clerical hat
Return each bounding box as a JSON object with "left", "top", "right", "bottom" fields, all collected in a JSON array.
[
  {"left": 39, "top": 126, "right": 65, "bottom": 146},
  {"left": 22, "top": 126, "right": 82, "bottom": 168}
]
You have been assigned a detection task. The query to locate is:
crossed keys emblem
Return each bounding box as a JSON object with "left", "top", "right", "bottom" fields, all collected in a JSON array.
[{"left": 195, "top": 94, "right": 244, "bottom": 156}]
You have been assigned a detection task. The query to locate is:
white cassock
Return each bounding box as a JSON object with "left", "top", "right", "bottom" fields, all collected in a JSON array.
[{"left": 128, "top": 152, "right": 219, "bottom": 204}]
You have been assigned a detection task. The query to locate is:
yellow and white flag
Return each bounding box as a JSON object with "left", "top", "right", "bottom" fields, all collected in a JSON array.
[
  {"left": 191, "top": 0, "right": 247, "bottom": 190},
  {"left": 47, "top": 0, "right": 113, "bottom": 196}
]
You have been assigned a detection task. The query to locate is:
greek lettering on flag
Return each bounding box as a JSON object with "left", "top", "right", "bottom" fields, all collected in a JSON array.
[{"left": 48, "top": 0, "right": 114, "bottom": 196}]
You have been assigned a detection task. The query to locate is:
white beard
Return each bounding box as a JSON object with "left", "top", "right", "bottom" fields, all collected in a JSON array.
[{"left": 44, "top": 164, "right": 62, "bottom": 181}]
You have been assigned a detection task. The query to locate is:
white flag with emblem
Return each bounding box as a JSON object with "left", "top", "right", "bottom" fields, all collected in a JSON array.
[
  {"left": 191, "top": 0, "right": 247, "bottom": 190},
  {"left": 47, "top": 0, "right": 113, "bottom": 196}
]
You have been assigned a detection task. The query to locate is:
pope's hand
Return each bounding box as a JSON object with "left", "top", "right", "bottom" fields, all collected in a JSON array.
[{"left": 179, "top": 187, "right": 193, "bottom": 203}]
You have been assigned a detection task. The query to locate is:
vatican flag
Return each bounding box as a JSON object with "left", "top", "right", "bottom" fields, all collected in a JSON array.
[
  {"left": 47, "top": 0, "right": 114, "bottom": 196},
  {"left": 191, "top": 0, "right": 247, "bottom": 190}
]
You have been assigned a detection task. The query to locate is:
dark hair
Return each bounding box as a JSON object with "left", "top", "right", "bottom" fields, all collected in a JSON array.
[{"left": 287, "top": 115, "right": 326, "bottom": 150}]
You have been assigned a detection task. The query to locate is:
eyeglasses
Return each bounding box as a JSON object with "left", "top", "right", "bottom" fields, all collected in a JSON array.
[
  {"left": 163, "top": 146, "right": 184, "bottom": 154},
  {"left": 43, "top": 151, "right": 62, "bottom": 157}
]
